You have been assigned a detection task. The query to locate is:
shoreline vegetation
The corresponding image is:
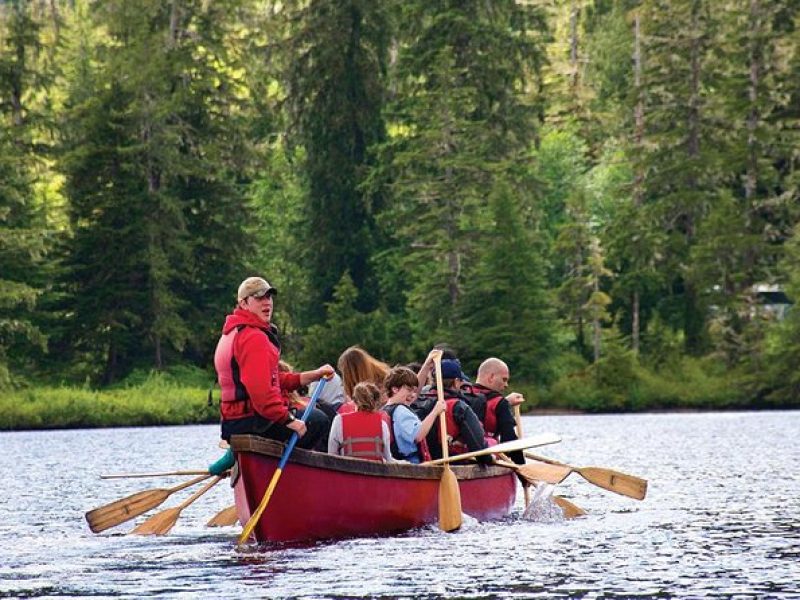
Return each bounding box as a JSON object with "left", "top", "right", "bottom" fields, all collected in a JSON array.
[{"left": 2, "top": 364, "right": 795, "bottom": 432}]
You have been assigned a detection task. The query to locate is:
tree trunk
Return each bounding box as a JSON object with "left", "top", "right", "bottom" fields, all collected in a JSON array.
[{"left": 631, "top": 10, "right": 644, "bottom": 356}]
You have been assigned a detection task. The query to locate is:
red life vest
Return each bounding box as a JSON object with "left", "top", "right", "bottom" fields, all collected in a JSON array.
[
  {"left": 340, "top": 411, "right": 386, "bottom": 462},
  {"left": 382, "top": 404, "right": 432, "bottom": 462},
  {"left": 461, "top": 383, "right": 504, "bottom": 438},
  {"left": 215, "top": 325, "right": 253, "bottom": 420},
  {"left": 418, "top": 390, "right": 468, "bottom": 455}
]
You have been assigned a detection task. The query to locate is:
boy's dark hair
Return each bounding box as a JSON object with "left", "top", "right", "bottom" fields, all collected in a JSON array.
[{"left": 384, "top": 366, "right": 419, "bottom": 396}]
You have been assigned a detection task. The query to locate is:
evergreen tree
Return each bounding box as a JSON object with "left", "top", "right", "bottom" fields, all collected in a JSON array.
[
  {"left": 0, "top": 0, "right": 51, "bottom": 385},
  {"left": 375, "top": 0, "right": 548, "bottom": 349},
  {"left": 267, "top": 0, "right": 390, "bottom": 324},
  {"left": 59, "top": 0, "right": 257, "bottom": 383},
  {"left": 634, "top": 0, "right": 727, "bottom": 354},
  {"left": 455, "top": 181, "right": 555, "bottom": 382}
]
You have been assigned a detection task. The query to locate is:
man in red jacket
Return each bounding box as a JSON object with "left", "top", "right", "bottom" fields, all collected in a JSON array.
[{"left": 214, "top": 276, "right": 333, "bottom": 449}]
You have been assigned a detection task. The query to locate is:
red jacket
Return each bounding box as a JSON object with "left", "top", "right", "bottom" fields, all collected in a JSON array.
[{"left": 214, "top": 308, "right": 300, "bottom": 424}]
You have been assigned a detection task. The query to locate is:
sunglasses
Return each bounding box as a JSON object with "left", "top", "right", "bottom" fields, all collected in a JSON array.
[{"left": 250, "top": 289, "right": 275, "bottom": 300}]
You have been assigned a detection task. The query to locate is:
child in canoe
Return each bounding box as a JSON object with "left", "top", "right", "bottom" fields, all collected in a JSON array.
[
  {"left": 382, "top": 366, "right": 446, "bottom": 463},
  {"left": 327, "top": 382, "right": 393, "bottom": 462}
]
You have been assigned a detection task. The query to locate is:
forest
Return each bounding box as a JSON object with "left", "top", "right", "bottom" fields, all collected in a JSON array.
[{"left": 2, "top": 0, "right": 799, "bottom": 425}]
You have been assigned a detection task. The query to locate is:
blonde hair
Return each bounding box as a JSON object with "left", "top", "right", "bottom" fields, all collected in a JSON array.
[
  {"left": 351, "top": 382, "right": 383, "bottom": 412},
  {"left": 337, "top": 346, "right": 390, "bottom": 400}
]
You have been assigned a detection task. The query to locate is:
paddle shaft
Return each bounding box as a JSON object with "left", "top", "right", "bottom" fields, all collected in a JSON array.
[
  {"left": 237, "top": 376, "right": 329, "bottom": 545},
  {"left": 513, "top": 405, "right": 531, "bottom": 507},
  {"left": 177, "top": 476, "right": 222, "bottom": 510},
  {"left": 101, "top": 470, "right": 209, "bottom": 479},
  {"left": 433, "top": 352, "right": 462, "bottom": 532},
  {"left": 423, "top": 433, "right": 562, "bottom": 466}
]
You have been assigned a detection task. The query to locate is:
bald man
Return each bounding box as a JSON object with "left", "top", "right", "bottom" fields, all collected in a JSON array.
[{"left": 461, "top": 358, "right": 526, "bottom": 464}]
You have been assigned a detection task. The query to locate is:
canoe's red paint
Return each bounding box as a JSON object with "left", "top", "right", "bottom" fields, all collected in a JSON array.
[{"left": 230, "top": 436, "right": 516, "bottom": 543}]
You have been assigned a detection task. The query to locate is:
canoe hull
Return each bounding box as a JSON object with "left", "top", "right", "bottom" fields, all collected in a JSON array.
[{"left": 230, "top": 435, "right": 516, "bottom": 543}]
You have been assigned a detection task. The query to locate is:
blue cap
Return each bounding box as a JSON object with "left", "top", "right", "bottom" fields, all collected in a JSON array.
[{"left": 441, "top": 359, "right": 469, "bottom": 381}]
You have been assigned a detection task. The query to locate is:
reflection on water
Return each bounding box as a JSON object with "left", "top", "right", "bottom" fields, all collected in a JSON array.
[{"left": 1, "top": 413, "right": 799, "bottom": 598}]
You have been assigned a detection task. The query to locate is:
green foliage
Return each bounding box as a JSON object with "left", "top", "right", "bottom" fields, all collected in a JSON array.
[
  {"left": 455, "top": 181, "right": 557, "bottom": 382},
  {"left": 0, "top": 378, "right": 215, "bottom": 430},
  {"left": 269, "top": 0, "right": 390, "bottom": 324}
]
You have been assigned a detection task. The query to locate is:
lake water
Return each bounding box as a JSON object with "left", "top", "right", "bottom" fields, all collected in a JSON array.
[{"left": 2, "top": 411, "right": 799, "bottom": 599}]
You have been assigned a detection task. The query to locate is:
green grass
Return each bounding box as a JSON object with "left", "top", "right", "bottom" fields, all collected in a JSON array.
[{"left": 0, "top": 371, "right": 217, "bottom": 430}]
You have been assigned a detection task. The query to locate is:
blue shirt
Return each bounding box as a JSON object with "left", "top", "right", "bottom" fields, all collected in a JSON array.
[{"left": 391, "top": 404, "right": 423, "bottom": 463}]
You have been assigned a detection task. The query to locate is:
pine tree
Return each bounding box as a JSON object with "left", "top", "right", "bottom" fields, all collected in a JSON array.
[
  {"left": 455, "top": 181, "right": 555, "bottom": 382},
  {"left": 375, "top": 0, "right": 548, "bottom": 348},
  {"left": 266, "top": 0, "right": 390, "bottom": 324},
  {"left": 59, "top": 0, "right": 257, "bottom": 383},
  {"left": 0, "top": 1, "right": 51, "bottom": 385}
]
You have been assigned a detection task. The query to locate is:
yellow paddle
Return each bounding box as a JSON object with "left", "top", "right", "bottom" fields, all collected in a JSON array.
[
  {"left": 432, "top": 351, "right": 462, "bottom": 532},
  {"left": 130, "top": 476, "right": 223, "bottom": 535},
  {"left": 85, "top": 474, "right": 212, "bottom": 533},
  {"left": 237, "top": 376, "right": 330, "bottom": 545}
]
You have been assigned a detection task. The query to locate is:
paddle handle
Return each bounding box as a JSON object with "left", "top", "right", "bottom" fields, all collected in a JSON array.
[{"left": 101, "top": 470, "right": 209, "bottom": 479}]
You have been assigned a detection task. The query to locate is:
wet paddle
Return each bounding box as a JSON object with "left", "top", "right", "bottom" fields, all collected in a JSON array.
[
  {"left": 432, "top": 352, "right": 462, "bottom": 532},
  {"left": 206, "top": 505, "right": 238, "bottom": 527},
  {"left": 85, "top": 474, "right": 212, "bottom": 533},
  {"left": 523, "top": 452, "right": 648, "bottom": 500},
  {"left": 100, "top": 470, "right": 209, "bottom": 479},
  {"left": 495, "top": 459, "right": 586, "bottom": 518},
  {"left": 237, "top": 376, "right": 330, "bottom": 545},
  {"left": 422, "top": 433, "right": 562, "bottom": 466},
  {"left": 130, "top": 476, "right": 223, "bottom": 535}
]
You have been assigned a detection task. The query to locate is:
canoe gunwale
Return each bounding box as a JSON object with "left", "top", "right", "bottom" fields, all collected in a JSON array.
[{"left": 230, "top": 435, "right": 512, "bottom": 481}]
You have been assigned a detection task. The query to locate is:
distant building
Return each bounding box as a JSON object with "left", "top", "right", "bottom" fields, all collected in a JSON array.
[{"left": 752, "top": 284, "right": 792, "bottom": 320}]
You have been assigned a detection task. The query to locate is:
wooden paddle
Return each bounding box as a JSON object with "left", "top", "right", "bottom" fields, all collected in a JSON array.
[
  {"left": 495, "top": 459, "right": 586, "bottom": 518},
  {"left": 85, "top": 474, "right": 212, "bottom": 533},
  {"left": 513, "top": 405, "right": 531, "bottom": 507},
  {"left": 524, "top": 452, "right": 648, "bottom": 500},
  {"left": 206, "top": 505, "right": 238, "bottom": 527},
  {"left": 422, "top": 432, "right": 562, "bottom": 466},
  {"left": 237, "top": 376, "right": 330, "bottom": 545},
  {"left": 130, "top": 476, "right": 223, "bottom": 535},
  {"left": 100, "top": 470, "right": 209, "bottom": 479},
  {"left": 432, "top": 351, "right": 462, "bottom": 532}
]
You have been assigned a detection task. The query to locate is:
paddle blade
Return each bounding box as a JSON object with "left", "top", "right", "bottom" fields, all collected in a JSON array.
[
  {"left": 130, "top": 507, "right": 181, "bottom": 536},
  {"left": 578, "top": 467, "right": 648, "bottom": 500},
  {"left": 438, "top": 466, "right": 462, "bottom": 532},
  {"left": 553, "top": 496, "right": 586, "bottom": 519},
  {"left": 206, "top": 505, "right": 239, "bottom": 527},
  {"left": 518, "top": 462, "right": 573, "bottom": 485},
  {"left": 85, "top": 489, "right": 169, "bottom": 533}
]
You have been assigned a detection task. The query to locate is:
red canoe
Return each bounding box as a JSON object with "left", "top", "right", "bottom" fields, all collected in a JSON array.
[{"left": 229, "top": 435, "right": 517, "bottom": 543}]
